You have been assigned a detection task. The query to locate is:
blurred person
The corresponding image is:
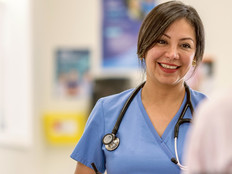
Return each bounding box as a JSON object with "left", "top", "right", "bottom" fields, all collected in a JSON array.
[
  {"left": 182, "top": 89, "right": 232, "bottom": 174},
  {"left": 71, "top": 1, "right": 206, "bottom": 173}
]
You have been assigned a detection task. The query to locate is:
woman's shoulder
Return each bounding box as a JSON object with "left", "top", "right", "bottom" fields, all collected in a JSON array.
[
  {"left": 92, "top": 88, "right": 136, "bottom": 128},
  {"left": 189, "top": 88, "right": 207, "bottom": 106},
  {"left": 190, "top": 88, "right": 207, "bottom": 99},
  {"left": 98, "top": 88, "right": 135, "bottom": 107}
]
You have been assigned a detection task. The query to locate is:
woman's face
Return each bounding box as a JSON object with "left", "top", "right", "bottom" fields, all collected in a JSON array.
[{"left": 145, "top": 18, "right": 196, "bottom": 87}]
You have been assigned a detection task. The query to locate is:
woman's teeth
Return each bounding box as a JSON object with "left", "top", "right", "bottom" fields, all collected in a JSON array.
[{"left": 160, "top": 63, "right": 178, "bottom": 69}]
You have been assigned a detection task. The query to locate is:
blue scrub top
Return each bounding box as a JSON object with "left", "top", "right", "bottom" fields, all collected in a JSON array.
[{"left": 70, "top": 86, "right": 206, "bottom": 174}]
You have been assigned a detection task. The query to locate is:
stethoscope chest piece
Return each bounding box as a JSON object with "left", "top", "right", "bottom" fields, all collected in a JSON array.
[{"left": 102, "top": 133, "right": 120, "bottom": 151}]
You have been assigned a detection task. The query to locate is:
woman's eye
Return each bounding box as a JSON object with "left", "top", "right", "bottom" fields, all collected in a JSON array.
[
  {"left": 182, "top": 43, "right": 191, "bottom": 49},
  {"left": 157, "top": 40, "right": 167, "bottom": 44}
]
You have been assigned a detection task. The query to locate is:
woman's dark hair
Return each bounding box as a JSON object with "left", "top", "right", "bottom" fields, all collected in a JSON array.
[{"left": 137, "top": 1, "right": 205, "bottom": 70}]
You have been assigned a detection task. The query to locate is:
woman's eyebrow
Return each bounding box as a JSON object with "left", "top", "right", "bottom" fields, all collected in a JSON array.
[
  {"left": 163, "top": 33, "right": 195, "bottom": 42},
  {"left": 163, "top": 33, "right": 170, "bottom": 38},
  {"left": 180, "top": 38, "right": 195, "bottom": 43}
]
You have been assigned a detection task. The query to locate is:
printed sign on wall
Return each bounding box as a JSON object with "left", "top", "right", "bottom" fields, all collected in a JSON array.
[{"left": 55, "top": 49, "right": 92, "bottom": 98}]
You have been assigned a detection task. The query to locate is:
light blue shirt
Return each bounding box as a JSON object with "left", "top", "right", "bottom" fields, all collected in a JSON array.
[{"left": 71, "top": 86, "right": 206, "bottom": 174}]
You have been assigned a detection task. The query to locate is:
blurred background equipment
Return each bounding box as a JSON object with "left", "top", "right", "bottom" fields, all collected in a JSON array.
[
  {"left": 43, "top": 112, "right": 86, "bottom": 146},
  {"left": 91, "top": 77, "right": 131, "bottom": 110}
]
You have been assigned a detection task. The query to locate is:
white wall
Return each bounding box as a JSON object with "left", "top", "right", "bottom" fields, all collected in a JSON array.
[
  {"left": 0, "top": 0, "right": 36, "bottom": 173},
  {"left": 1, "top": 0, "right": 232, "bottom": 174}
]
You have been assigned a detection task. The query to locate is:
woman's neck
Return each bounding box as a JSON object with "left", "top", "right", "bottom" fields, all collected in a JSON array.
[{"left": 141, "top": 81, "right": 186, "bottom": 106}]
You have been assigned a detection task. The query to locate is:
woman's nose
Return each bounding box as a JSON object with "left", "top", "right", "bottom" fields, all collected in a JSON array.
[{"left": 165, "top": 46, "right": 179, "bottom": 60}]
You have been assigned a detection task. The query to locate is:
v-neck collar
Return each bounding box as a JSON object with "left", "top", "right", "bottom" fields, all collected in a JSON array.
[{"left": 137, "top": 89, "right": 187, "bottom": 143}]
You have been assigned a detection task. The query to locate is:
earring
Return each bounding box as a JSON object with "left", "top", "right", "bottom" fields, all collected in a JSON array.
[{"left": 192, "top": 59, "right": 196, "bottom": 66}]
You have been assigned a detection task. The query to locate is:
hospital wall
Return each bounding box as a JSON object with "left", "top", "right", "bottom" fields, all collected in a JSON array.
[{"left": 0, "top": 0, "right": 232, "bottom": 174}]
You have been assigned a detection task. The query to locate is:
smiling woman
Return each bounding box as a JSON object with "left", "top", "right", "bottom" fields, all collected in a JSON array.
[
  {"left": 144, "top": 18, "right": 196, "bottom": 87},
  {"left": 71, "top": 1, "right": 207, "bottom": 174}
]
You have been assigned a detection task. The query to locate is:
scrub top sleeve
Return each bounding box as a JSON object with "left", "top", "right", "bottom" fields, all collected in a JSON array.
[{"left": 70, "top": 98, "right": 106, "bottom": 173}]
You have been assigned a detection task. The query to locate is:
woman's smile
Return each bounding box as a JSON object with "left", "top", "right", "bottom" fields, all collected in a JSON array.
[{"left": 158, "top": 62, "right": 180, "bottom": 72}]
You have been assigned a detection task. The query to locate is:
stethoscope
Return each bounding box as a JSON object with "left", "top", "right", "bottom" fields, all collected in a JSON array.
[{"left": 102, "top": 81, "right": 194, "bottom": 171}]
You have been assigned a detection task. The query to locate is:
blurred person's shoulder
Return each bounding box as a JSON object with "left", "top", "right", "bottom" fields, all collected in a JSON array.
[
  {"left": 194, "top": 85, "right": 232, "bottom": 120},
  {"left": 204, "top": 86, "right": 232, "bottom": 109}
]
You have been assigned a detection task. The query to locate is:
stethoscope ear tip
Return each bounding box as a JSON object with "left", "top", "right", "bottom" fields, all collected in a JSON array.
[
  {"left": 171, "top": 158, "right": 178, "bottom": 164},
  {"left": 171, "top": 158, "right": 188, "bottom": 171}
]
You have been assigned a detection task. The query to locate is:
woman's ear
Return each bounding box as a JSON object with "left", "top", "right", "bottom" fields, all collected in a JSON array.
[{"left": 192, "top": 58, "right": 197, "bottom": 66}]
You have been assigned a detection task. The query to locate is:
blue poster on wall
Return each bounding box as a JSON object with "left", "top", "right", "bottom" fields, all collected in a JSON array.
[
  {"left": 55, "top": 49, "right": 92, "bottom": 98},
  {"left": 102, "top": 0, "right": 155, "bottom": 69}
]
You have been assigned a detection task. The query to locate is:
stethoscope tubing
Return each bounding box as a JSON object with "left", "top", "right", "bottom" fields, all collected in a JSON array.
[
  {"left": 112, "top": 82, "right": 145, "bottom": 135},
  {"left": 172, "top": 83, "right": 193, "bottom": 170},
  {"left": 102, "top": 82, "right": 145, "bottom": 151},
  {"left": 174, "top": 137, "right": 188, "bottom": 170}
]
